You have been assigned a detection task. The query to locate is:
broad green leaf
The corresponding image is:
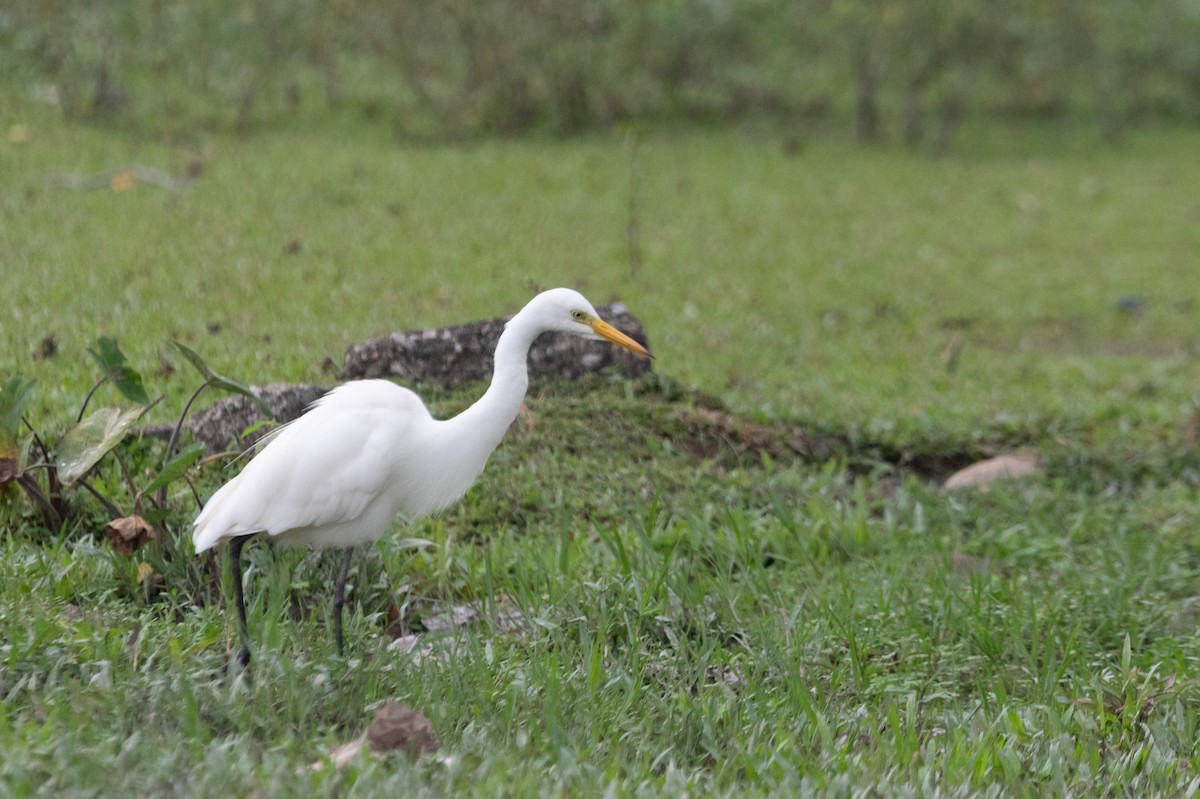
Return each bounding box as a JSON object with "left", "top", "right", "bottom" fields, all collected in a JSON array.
[
  {"left": 88, "top": 337, "right": 150, "bottom": 405},
  {"left": 144, "top": 442, "right": 205, "bottom": 492},
  {"left": 168, "top": 340, "right": 271, "bottom": 416},
  {"left": 168, "top": 339, "right": 217, "bottom": 382},
  {"left": 56, "top": 406, "right": 148, "bottom": 485},
  {"left": 209, "top": 376, "right": 272, "bottom": 417},
  {"left": 0, "top": 375, "right": 36, "bottom": 434}
]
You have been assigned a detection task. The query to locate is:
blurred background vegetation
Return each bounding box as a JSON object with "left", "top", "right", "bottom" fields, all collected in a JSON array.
[{"left": 5, "top": 0, "right": 1200, "bottom": 148}]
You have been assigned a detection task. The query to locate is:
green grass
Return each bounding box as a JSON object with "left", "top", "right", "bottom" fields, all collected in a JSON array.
[
  {"left": 2, "top": 108, "right": 1200, "bottom": 795},
  {"left": 4, "top": 107, "right": 1199, "bottom": 444}
]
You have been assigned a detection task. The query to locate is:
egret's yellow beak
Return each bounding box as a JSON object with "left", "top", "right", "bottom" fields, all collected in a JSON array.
[{"left": 590, "top": 318, "right": 653, "bottom": 359}]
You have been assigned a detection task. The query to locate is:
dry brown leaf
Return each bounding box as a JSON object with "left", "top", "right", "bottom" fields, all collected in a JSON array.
[
  {"left": 0, "top": 456, "right": 18, "bottom": 485},
  {"left": 388, "top": 598, "right": 528, "bottom": 664},
  {"left": 110, "top": 171, "right": 136, "bottom": 191},
  {"left": 105, "top": 515, "right": 156, "bottom": 555},
  {"left": 944, "top": 452, "right": 1039, "bottom": 491},
  {"left": 420, "top": 597, "right": 527, "bottom": 634},
  {"left": 0, "top": 424, "right": 20, "bottom": 485}
]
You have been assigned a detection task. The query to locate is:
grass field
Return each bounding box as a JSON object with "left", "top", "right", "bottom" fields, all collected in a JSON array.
[{"left": 3, "top": 106, "right": 1200, "bottom": 796}]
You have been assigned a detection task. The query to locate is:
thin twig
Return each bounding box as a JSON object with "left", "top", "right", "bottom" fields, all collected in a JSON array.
[
  {"left": 113, "top": 450, "right": 143, "bottom": 511},
  {"left": 22, "top": 416, "right": 51, "bottom": 465},
  {"left": 182, "top": 473, "right": 203, "bottom": 511},
  {"left": 77, "top": 478, "right": 123, "bottom": 518},
  {"left": 22, "top": 416, "right": 64, "bottom": 517}
]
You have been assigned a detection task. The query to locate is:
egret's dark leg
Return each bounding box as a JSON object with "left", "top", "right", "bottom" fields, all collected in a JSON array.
[
  {"left": 230, "top": 535, "right": 252, "bottom": 667},
  {"left": 332, "top": 548, "right": 354, "bottom": 656}
]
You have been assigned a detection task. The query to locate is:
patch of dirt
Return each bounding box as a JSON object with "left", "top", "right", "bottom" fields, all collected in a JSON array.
[
  {"left": 665, "top": 407, "right": 838, "bottom": 465},
  {"left": 657, "top": 404, "right": 981, "bottom": 481}
]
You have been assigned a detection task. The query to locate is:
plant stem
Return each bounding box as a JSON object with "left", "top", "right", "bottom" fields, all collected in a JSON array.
[
  {"left": 113, "top": 450, "right": 142, "bottom": 510},
  {"left": 78, "top": 478, "right": 123, "bottom": 518},
  {"left": 17, "top": 473, "right": 61, "bottom": 532},
  {"left": 23, "top": 416, "right": 52, "bottom": 464},
  {"left": 78, "top": 377, "right": 108, "bottom": 423},
  {"left": 160, "top": 380, "right": 210, "bottom": 507}
]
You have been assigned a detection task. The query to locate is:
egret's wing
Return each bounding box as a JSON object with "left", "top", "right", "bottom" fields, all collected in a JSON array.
[{"left": 193, "top": 381, "right": 430, "bottom": 552}]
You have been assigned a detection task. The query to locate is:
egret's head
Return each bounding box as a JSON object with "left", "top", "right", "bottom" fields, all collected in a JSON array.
[{"left": 526, "top": 288, "right": 652, "bottom": 359}]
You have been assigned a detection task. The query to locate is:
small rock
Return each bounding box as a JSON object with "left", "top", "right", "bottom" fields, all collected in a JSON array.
[
  {"left": 944, "top": 452, "right": 1039, "bottom": 491},
  {"left": 140, "top": 383, "right": 328, "bottom": 451},
  {"left": 367, "top": 703, "right": 439, "bottom": 756},
  {"left": 323, "top": 703, "right": 438, "bottom": 769},
  {"left": 342, "top": 301, "right": 651, "bottom": 385}
]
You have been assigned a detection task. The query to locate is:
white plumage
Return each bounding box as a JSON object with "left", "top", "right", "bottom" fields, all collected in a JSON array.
[
  {"left": 193, "top": 288, "right": 651, "bottom": 664},
  {"left": 195, "top": 380, "right": 461, "bottom": 552}
]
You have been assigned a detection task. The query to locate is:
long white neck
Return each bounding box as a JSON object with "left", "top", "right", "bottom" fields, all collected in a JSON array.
[{"left": 442, "top": 309, "right": 539, "bottom": 457}]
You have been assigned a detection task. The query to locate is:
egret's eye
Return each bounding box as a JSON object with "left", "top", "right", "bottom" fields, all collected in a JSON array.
[{"left": 572, "top": 310, "right": 588, "bottom": 322}]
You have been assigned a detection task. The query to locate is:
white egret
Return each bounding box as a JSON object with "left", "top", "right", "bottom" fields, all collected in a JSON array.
[{"left": 193, "top": 288, "right": 652, "bottom": 665}]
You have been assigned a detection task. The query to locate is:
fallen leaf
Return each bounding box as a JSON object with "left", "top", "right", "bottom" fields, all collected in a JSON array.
[
  {"left": 421, "top": 603, "right": 481, "bottom": 632},
  {"left": 105, "top": 515, "right": 157, "bottom": 555},
  {"left": 388, "top": 634, "right": 429, "bottom": 655},
  {"left": 419, "top": 598, "right": 527, "bottom": 634},
  {"left": 0, "top": 428, "right": 19, "bottom": 485},
  {"left": 944, "top": 452, "right": 1039, "bottom": 491},
  {"left": 110, "top": 171, "right": 136, "bottom": 191},
  {"left": 387, "top": 598, "right": 527, "bottom": 664}
]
